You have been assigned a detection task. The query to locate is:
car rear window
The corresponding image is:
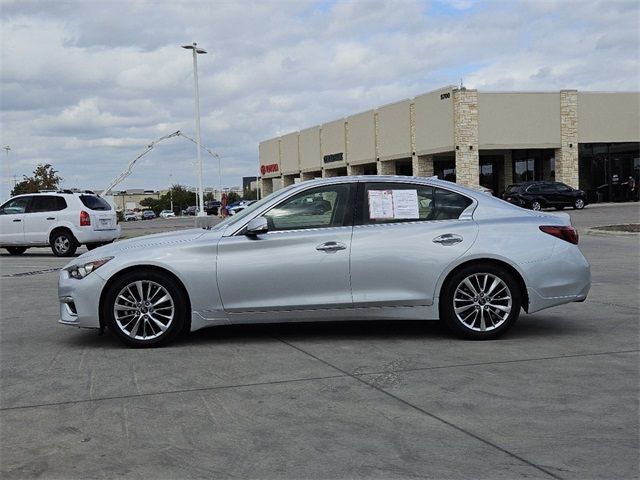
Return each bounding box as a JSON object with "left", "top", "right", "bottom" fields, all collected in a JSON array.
[{"left": 79, "top": 195, "right": 111, "bottom": 211}]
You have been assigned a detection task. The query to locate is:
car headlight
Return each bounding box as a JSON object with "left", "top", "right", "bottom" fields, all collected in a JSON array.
[{"left": 67, "top": 257, "right": 113, "bottom": 279}]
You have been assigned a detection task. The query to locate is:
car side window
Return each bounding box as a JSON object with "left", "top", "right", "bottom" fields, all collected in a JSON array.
[
  {"left": 0, "top": 197, "right": 30, "bottom": 215},
  {"left": 28, "top": 196, "right": 65, "bottom": 213},
  {"left": 264, "top": 184, "right": 352, "bottom": 231},
  {"left": 555, "top": 184, "right": 572, "bottom": 192},
  {"left": 361, "top": 183, "right": 472, "bottom": 225}
]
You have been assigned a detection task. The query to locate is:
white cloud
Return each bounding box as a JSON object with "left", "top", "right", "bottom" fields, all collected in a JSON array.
[{"left": 1, "top": 0, "right": 638, "bottom": 200}]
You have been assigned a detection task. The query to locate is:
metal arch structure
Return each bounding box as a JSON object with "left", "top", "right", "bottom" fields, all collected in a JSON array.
[{"left": 101, "top": 131, "right": 222, "bottom": 197}]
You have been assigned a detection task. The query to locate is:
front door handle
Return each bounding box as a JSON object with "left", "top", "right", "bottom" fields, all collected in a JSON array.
[
  {"left": 433, "top": 234, "right": 463, "bottom": 246},
  {"left": 46, "top": 217, "right": 55, "bottom": 220},
  {"left": 13, "top": 219, "right": 21, "bottom": 222},
  {"left": 316, "top": 241, "right": 347, "bottom": 252}
]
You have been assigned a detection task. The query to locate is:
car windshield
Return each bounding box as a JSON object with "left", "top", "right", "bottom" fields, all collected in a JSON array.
[
  {"left": 81, "top": 195, "right": 112, "bottom": 211},
  {"left": 211, "top": 184, "right": 298, "bottom": 231}
]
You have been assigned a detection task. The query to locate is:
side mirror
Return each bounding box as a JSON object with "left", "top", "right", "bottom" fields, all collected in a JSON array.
[{"left": 245, "top": 216, "right": 268, "bottom": 236}]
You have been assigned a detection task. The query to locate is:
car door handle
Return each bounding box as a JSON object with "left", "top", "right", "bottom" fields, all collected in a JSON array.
[
  {"left": 316, "top": 241, "right": 347, "bottom": 252},
  {"left": 13, "top": 219, "right": 21, "bottom": 222},
  {"left": 432, "top": 234, "right": 463, "bottom": 246},
  {"left": 46, "top": 217, "right": 55, "bottom": 220}
]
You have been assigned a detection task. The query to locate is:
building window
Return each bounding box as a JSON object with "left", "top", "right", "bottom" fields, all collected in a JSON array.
[
  {"left": 512, "top": 149, "right": 555, "bottom": 183},
  {"left": 579, "top": 142, "right": 640, "bottom": 203}
]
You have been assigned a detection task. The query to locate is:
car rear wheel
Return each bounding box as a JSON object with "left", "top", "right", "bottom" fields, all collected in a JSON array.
[
  {"left": 440, "top": 263, "right": 521, "bottom": 340},
  {"left": 573, "top": 198, "right": 585, "bottom": 210},
  {"left": 530, "top": 200, "right": 542, "bottom": 211},
  {"left": 103, "top": 269, "right": 187, "bottom": 347},
  {"left": 51, "top": 230, "right": 78, "bottom": 257},
  {"left": 6, "top": 247, "right": 28, "bottom": 255}
]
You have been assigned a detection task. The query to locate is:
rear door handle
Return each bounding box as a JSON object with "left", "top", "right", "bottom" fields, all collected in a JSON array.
[
  {"left": 13, "top": 219, "right": 21, "bottom": 222},
  {"left": 46, "top": 217, "right": 55, "bottom": 220},
  {"left": 433, "top": 234, "right": 463, "bottom": 246},
  {"left": 316, "top": 241, "right": 347, "bottom": 252}
]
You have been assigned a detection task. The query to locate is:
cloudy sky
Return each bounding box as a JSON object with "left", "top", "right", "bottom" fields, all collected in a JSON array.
[{"left": 1, "top": 0, "right": 639, "bottom": 200}]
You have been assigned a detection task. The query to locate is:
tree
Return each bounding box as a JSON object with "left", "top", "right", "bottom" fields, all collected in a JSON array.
[
  {"left": 243, "top": 188, "right": 258, "bottom": 200},
  {"left": 11, "top": 164, "right": 62, "bottom": 196},
  {"left": 226, "top": 191, "right": 241, "bottom": 204}
]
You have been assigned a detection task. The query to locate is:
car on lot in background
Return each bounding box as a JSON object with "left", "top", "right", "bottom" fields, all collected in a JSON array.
[
  {"left": 123, "top": 210, "right": 137, "bottom": 222},
  {"left": 204, "top": 201, "right": 221, "bottom": 215},
  {"left": 141, "top": 210, "right": 156, "bottom": 220},
  {"left": 183, "top": 206, "right": 199, "bottom": 216},
  {"left": 57, "top": 176, "right": 590, "bottom": 347},
  {"left": 503, "top": 181, "right": 587, "bottom": 211},
  {"left": 159, "top": 210, "right": 175, "bottom": 218},
  {"left": 1, "top": 190, "right": 120, "bottom": 256},
  {"left": 228, "top": 200, "right": 257, "bottom": 215}
]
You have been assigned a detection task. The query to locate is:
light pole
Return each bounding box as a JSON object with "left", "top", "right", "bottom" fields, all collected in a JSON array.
[
  {"left": 169, "top": 174, "right": 174, "bottom": 213},
  {"left": 182, "top": 42, "right": 207, "bottom": 216}
]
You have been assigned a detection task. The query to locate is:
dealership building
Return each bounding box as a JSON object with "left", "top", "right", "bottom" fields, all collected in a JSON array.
[{"left": 259, "top": 86, "right": 639, "bottom": 203}]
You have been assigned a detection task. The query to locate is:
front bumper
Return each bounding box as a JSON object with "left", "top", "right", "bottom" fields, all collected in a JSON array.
[{"left": 58, "top": 268, "right": 106, "bottom": 329}]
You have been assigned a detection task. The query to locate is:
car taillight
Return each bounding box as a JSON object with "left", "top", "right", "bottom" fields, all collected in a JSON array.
[
  {"left": 80, "top": 210, "right": 91, "bottom": 226},
  {"left": 539, "top": 225, "right": 578, "bottom": 245}
]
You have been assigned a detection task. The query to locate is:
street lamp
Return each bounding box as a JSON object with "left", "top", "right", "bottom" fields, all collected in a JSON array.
[{"left": 182, "top": 42, "right": 207, "bottom": 216}]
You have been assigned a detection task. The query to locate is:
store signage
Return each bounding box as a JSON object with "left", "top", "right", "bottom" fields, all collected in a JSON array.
[
  {"left": 260, "top": 163, "right": 279, "bottom": 175},
  {"left": 440, "top": 92, "right": 450, "bottom": 100},
  {"left": 323, "top": 152, "right": 344, "bottom": 164}
]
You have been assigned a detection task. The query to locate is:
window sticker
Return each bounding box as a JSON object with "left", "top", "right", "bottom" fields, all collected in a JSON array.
[
  {"left": 392, "top": 189, "right": 419, "bottom": 219},
  {"left": 368, "top": 190, "right": 394, "bottom": 219},
  {"left": 368, "top": 189, "right": 420, "bottom": 220}
]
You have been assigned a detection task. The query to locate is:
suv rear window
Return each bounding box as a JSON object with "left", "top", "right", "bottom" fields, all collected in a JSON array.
[{"left": 79, "top": 195, "right": 111, "bottom": 211}]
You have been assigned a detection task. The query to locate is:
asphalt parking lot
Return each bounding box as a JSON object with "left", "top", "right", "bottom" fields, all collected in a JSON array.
[{"left": 1, "top": 204, "right": 638, "bottom": 479}]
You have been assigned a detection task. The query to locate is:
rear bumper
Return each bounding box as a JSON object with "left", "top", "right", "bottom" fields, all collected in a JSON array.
[{"left": 73, "top": 225, "right": 120, "bottom": 244}]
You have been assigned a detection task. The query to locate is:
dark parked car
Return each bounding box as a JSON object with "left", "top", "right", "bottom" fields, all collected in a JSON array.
[
  {"left": 204, "top": 200, "right": 221, "bottom": 215},
  {"left": 183, "top": 206, "right": 199, "bottom": 216},
  {"left": 503, "top": 181, "right": 587, "bottom": 211}
]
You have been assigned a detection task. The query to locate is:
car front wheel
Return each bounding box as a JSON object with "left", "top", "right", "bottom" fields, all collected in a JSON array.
[
  {"left": 103, "top": 269, "right": 187, "bottom": 347},
  {"left": 573, "top": 198, "right": 585, "bottom": 209},
  {"left": 51, "top": 230, "right": 78, "bottom": 257},
  {"left": 440, "top": 263, "right": 521, "bottom": 340},
  {"left": 530, "top": 200, "right": 542, "bottom": 211}
]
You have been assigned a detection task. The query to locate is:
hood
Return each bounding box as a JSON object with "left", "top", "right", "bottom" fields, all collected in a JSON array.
[{"left": 67, "top": 228, "right": 212, "bottom": 266}]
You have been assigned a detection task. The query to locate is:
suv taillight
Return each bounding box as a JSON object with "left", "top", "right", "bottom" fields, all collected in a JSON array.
[
  {"left": 80, "top": 210, "right": 91, "bottom": 226},
  {"left": 539, "top": 225, "right": 578, "bottom": 245}
]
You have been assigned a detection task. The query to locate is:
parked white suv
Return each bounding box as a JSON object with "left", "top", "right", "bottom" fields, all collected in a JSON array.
[{"left": 0, "top": 191, "right": 120, "bottom": 256}]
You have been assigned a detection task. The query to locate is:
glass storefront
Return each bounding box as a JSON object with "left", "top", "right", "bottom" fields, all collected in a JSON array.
[
  {"left": 433, "top": 156, "right": 456, "bottom": 183},
  {"left": 512, "top": 149, "right": 555, "bottom": 183},
  {"left": 579, "top": 142, "right": 640, "bottom": 203}
]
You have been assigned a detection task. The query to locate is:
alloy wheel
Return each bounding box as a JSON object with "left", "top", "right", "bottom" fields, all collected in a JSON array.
[
  {"left": 531, "top": 201, "right": 541, "bottom": 211},
  {"left": 574, "top": 198, "right": 585, "bottom": 209},
  {"left": 453, "top": 273, "right": 512, "bottom": 332},
  {"left": 54, "top": 235, "right": 70, "bottom": 254},
  {"left": 113, "top": 280, "right": 175, "bottom": 340}
]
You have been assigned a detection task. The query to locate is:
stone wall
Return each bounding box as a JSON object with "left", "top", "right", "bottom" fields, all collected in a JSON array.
[
  {"left": 556, "top": 90, "right": 579, "bottom": 188},
  {"left": 453, "top": 89, "right": 479, "bottom": 188},
  {"left": 260, "top": 178, "right": 273, "bottom": 196},
  {"left": 377, "top": 160, "right": 396, "bottom": 175},
  {"left": 413, "top": 155, "right": 434, "bottom": 177}
]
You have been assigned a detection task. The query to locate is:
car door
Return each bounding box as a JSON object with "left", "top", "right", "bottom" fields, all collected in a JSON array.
[
  {"left": 0, "top": 196, "right": 31, "bottom": 245},
  {"left": 350, "top": 182, "right": 479, "bottom": 307},
  {"left": 23, "top": 195, "right": 66, "bottom": 244},
  {"left": 216, "top": 182, "right": 355, "bottom": 313}
]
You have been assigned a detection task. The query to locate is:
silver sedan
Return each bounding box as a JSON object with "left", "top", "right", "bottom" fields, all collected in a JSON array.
[{"left": 58, "top": 176, "right": 590, "bottom": 347}]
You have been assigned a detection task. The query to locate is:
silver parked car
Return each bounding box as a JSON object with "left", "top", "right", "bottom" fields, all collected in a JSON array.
[{"left": 58, "top": 176, "right": 590, "bottom": 347}]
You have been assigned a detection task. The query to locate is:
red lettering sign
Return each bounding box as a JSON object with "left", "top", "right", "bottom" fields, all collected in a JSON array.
[{"left": 261, "top": 163, "right": 279, "bottom": 175}]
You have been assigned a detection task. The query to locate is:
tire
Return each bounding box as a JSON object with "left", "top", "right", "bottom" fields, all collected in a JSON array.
[
  {"left": 530, "top": 200, "right": 542, "bottom": 211},
  {"left": 573, "top": 198, "right": 585, "bottom": 210},
  {"left": 103, "top": 269, "right": 187, "bottom": 348},
  {"left": 50, "top": 230, "right": 78, "bottom": 257},
  {"left": 6, "top": 247, "right": 28, "bottom": 255},
  {"left": 440, "top": 263, "right": 522, "bottom": 340}
]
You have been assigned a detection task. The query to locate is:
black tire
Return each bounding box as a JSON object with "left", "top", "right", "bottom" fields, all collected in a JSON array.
[
  {"left": 6, "top": 247, "right": 28, "bottom": 255},
  {"left": 530, "top": 200, "right": 542, "bottom": 211},
  {"left": 50, "top": 230, "right": 78, "bottom": 257},
  {"left": 103, "top": 269, "right": 187, "bottom": 348},
  {"left": 440, "top": 263, "right": 522, "bottom": 340},
  {"left": 573, "top": 198, "right": 586, "bottom": 210}
]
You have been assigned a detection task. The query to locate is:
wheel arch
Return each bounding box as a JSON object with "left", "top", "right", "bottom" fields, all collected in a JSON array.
[
  {"left": 49, "top": 225, "right": 76, "bottom": 244},
  {"left": 98, "top": 265, "right": 193, "bottom": 333},
  {"left": 437, "top": 258, "right": 530, "bottom": 313}
]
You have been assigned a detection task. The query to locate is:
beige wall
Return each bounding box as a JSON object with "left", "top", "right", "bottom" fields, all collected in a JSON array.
[
  {"left": 578, "top": 92, "right": 640, "bottom": 143},
  {"left": 377, "top": 99, "right": 411, "bottom": 161},
  {"left": 478, "top": 93, "right": 560, "bottom": 149},
  {"left": 280, "top": 132, "right": 299, "bottom": 175},
  {"left": 414, "top": 87, "right": 455, "bottom": 155},
  {"left": 346, "top": 110, "right": 376, "bottom": 165},
  {"left": 258, "top": 138, "right": 280, "bottom": 178},
  {"left": 321, "top": 119, "right": 347, "bottom": 168},
  {"left": 299, "top": 126, "right": 321, "bottom": 172}
]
